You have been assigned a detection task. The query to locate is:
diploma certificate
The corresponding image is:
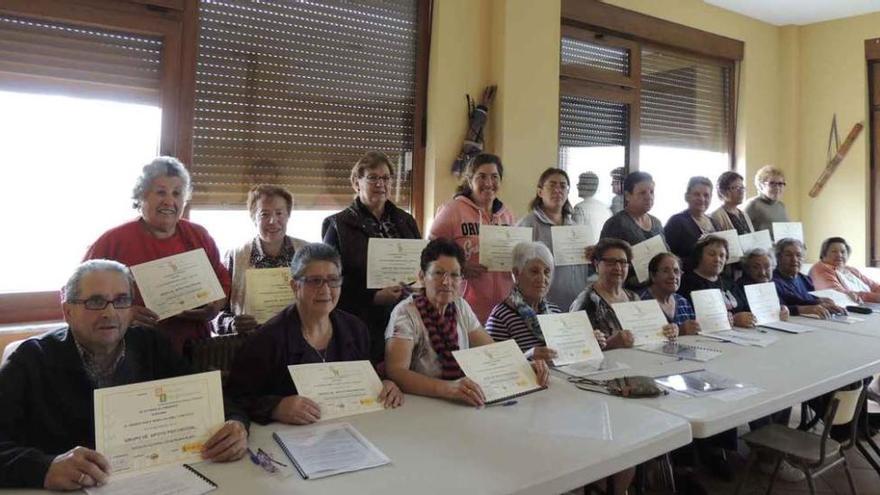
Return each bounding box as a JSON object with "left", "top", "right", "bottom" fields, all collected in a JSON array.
[
  {"left": 536, "top": 311, "right": 603, "bottom": 366},
  {"left": 478, "top": 225, "right": 534, "bottom": 272},
  {"left": 452, "top": 339, "right": 544, "bottom": 404},
  {"left": 550, "top": 225, "right": 593, "bottom": 266},
  {"left": 94, "top": 371, "right": 225, "bottom": 476},
  {"left": 631, "top": 235, "right": 668, "bottom": 283},
  {"left": 130, "top": 249, "right": 226, "bottom": 321},
  {"left": 772, "top": 222, "right": 804, "bottom": 243},
  {"left": 739, "top": 229, "right": 773, "bottom": 254},
  {"left": 705, "top": 229, "right": 743, "bottom": 263},
  {"left": 810, "top": 289, "right": 856, "bottom": 307},
  {"left": 691, "top": 289, "right": 732, "bottom": 333},
  {"left": 288, "top": 361, "right": 384, "bottom": 421},
  {"left": 244, "top": 267, "right": 293, "bottom": 323},
  {"left": 366, "top": 238, "right": 429, "bottom": 289},
  {"left": 744, "top": 282, "right": 782, "bottom": 325},
  {"left": 611, "top": 300, "right": 668, "bottom": 345}
]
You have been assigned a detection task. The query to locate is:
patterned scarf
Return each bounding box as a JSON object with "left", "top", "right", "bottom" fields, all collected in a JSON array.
[
  {"left": 506, "top": 286, "right": 547, "bottom": 341},
  {"left": 413, "top": 291, "right": 463, "bottom": 380}
]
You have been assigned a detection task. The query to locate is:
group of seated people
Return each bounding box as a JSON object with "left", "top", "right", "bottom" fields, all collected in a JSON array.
[{"left": 2, "top": 152, "right": 879, "bottom": 493}]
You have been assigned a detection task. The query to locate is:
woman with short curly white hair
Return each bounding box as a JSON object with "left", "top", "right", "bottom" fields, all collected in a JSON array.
[{"left": 84, "top": 156, "right": 230, "bottom": 353}]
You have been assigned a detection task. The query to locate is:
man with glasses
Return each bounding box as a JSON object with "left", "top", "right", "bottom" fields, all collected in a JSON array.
[
  {"left": 0, "top": 260, "right": 248, "bottom": 490},
  {"left": 744, "top": 165, "right": 790, "bottom": 232}
]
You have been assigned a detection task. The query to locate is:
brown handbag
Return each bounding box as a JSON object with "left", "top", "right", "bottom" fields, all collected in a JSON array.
[{"left": 568, "top": 375, "right": 668, "bottom": 398}]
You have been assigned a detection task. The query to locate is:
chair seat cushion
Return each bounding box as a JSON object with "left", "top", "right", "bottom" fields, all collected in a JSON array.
[{"left": 742, "top": 424, "right": 841, "bottom": 463}]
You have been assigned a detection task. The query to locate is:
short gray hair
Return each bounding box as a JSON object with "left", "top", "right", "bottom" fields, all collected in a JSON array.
[
  {"left": 290, "top": 243, "right": 342, "bottom": 279},
  {"left": 63, "top": 259, "right": 133, "bottom": 302},
  {"left": 742, "top": 247, "right": 776, "bottom": 269},
  {"left": 132, "top": 156, "right": 193, "bottom": 209},
  {"left": 512, "top": 242, "right": 554, "bottom": 274},
  {"left": 685, "top": 176, "right": 713, "bottom": 195},
  {"left": 774, "top": 238, "right": 806, "bottom": 259}
]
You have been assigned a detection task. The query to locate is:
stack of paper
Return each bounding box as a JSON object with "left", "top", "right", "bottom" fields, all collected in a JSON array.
[{"left": 274, "top": 423, "right": 390, "bottom": 479}]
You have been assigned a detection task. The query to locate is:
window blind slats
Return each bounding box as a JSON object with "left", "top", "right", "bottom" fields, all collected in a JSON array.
[
  {"left": 640, "top": 48, "right": 731, "bottom": 152},
  {"left": 559, "top": 95, "right": 628, "bottom": 147},
  {"left": 560, "top": 37, "right": 628, "bottom": 75},
  {"left": 192, "top": 0, "right": 419, "bottom": 210},
  {"left": 0, "top": 15, "right": 161, "bottom": 104}
]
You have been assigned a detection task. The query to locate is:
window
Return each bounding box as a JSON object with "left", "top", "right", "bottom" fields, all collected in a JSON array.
[
  {"left": 559, "top": 1, "right": 741, "bottom": 224},
  {"left": 189, "top": 0, "right": 427, "bottom": 243}
]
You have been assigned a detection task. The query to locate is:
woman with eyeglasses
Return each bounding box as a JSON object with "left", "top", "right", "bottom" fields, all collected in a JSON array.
[
  {"left": 226, "top": 243, "right": 403, "bottom": 425},
  {"left": 517, "top": 168, "right": 591, "bottom": 309},
  {"left": 385, "top": 239, "right": 549, "bottom": 407},
  {"left": 744, "top": 165, "right": 789, "bottom": 232},
  {"left": 709, "top": 171, "right": 755, "bottom": 235},
  {"left": 429, "top": 153, "right": 516, "bottom": 324},
  {"left": 639, "top": 253, "right": 701, "bottom": 335},
  {"left": 322, "top": 151, "right": 421, "bottom": 363}
]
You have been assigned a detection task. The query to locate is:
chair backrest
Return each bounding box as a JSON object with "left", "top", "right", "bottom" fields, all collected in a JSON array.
[
  {"left": 832, "top": 386, "right": 864, "bottom": 426},
  {"left": 183, "top": 333, "right": 251, "bottom": 383}
]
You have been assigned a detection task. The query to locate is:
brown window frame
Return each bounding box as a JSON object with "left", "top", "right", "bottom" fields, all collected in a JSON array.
[{"left": 865, "top": 39, "right": 880, "bottom": 266}]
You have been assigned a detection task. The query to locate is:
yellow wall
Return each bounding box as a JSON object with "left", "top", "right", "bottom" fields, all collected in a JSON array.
[{"left": 426, "top": 0, "right": 880, "bottom": 263}]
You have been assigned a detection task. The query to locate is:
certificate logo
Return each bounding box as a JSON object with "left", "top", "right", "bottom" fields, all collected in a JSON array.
[{"left": 154, "top": 386, "right": 167, "bottom": 403}]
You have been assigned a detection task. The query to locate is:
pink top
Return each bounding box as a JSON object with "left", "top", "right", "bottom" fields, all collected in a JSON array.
[
  {"left": 809, "top": 261, "right": 880, "bottom": 303},
  {"left": 429, "top": 195, "right": 515, "bottom": 324},
  {"left": 84, "top": 218, "right": 231, "bottom": 352}
]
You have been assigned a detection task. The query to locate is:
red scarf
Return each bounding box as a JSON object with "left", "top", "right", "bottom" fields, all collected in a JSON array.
[{"left": 414, "top": 292, "right": 463, "bottom": 380}]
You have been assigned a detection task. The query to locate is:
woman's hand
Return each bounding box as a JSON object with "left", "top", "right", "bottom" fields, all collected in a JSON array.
[
  {"left": 531, "top": 346, "right": 557, "bottom": 362},
  {"left": 531, "top": 359, "right": 550, "bottom": 387},
  {"left": 378, "top": 380, "right": 404, "bottom": 408},
  {"left": 443, "top": 377, "right": 485, "bottom": 407},
  {"left": 202, "top": 420, "right": 248, "bottom": 462},
  {"left": 271, "top": 395, "right": 321, "bottom": 425},
  {"left": 818, "top": 298, "right": 847, "bottom": 315},
  {"left": 179, "top": 299, "right": 224, "bottom": 322},
  {"left": 680, "top": 319, "right": 701, "bottom": 335},
  {"left": 606, "top": 330, "right": 634, "bottom": 349},
  {"left": 462, "top": 262, "right": 488, "bottom": 280},
  {"left": 662, "top": 323, "right": 679, "bottom": 341},
  {"left": 846, "top": 291, "right": 863, "bottom": 304},
  {"left": 779, "top": 305, "right": 790, "bottom": 321},
  {"left": 593, "top": 330, "right": 608, "bottom": 349},
  {"left": 231, "top": 314, "right": 259, "bottom": 333},
  {"left": 733, "top": 311, "right": 757, "bottom": 328},
  {"left": 800, "top": 304, "right": 831, "bottom": 319},
  {"left": 131, "top": 305, "right": 159, "bottom": 328},
  {"left": 374, "top": 285, "right": 405, "bottom": 306}
]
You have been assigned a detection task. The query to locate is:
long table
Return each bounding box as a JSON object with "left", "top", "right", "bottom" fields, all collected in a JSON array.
[{"left": 590, "top": 314, "right": 880, "bottom": 438}]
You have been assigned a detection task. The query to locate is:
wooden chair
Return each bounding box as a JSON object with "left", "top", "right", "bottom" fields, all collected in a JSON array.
[
  {"left": 183, "top": 333, "right": 251, "bottom": 384},
  {"left": 735, "top": 385, "right": 868, "bottom": 495}
]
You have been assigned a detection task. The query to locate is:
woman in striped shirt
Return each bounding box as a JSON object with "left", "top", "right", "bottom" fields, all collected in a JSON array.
[{"left": 486, "top": 242, "right": 606, "bottom": 360}]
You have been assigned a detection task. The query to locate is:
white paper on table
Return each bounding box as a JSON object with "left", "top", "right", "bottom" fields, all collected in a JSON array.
[
  {"left": 84, "top": 464, "right": 216, "bottom": 495},
  {"left": 703, "top": 229, "right": 743, "bottom": 263},
  {"left": 94, "top": 371, "right": 225, "bottom": 476},
  {"left": 611, "top": 299, "right": 668, "bottom": 345},
  {"left": 452, "top": 339, "right": 544, "bottom": 404},
  {"left": 704, "top": 329, "right": 779, "bottom": 347},
  {"left": 130, "top": 249, "right": 226, "bottom": 320},
  {"left": 810, "top": 289, "right": 856, "bottom": 307},
  {"left": 536, "top": 311, "right": 603, "bottom": 366},
  {"left": 771, "top": 222, "right": 804, "bottom": 243},
  {"left": 554, "top": 359, "right": 630, "bottom": 378},
  {"left": 478, "top": 225, "right": 534, "bottom": 272},
  {"left": 366, "top": 238, "right": 429, "bottom": 288},
  {"left": 244, "top": 267, "right": 293, "bottom": 323},
  {"left": 630, "top": 235, "right": 668, "bottom": 283},
  {"left": 711, "top": 386, "right": 764, "bottom": 402},
  {"left": 288, "top": 361, "right": 384, "bottom": 421},
  {"left": 744, "top": 282, "right": 782, "bottom": 325},
  {"left": 691, "top": 289, "right": 732, "bottom": 333},
  {"left": 273, "top": 423, "right": 390, "bottom": 479},
  {"left": 550, "top": 225, "right": 593, "bottom": 266},
  {"left": 738, "top": 229, "right": 773, "bottom": 254}
]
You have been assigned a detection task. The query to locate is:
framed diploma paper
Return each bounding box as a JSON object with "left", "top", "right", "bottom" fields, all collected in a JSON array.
[
  {"left": 366, "top": 238, "right": 429, "bottom": 289},
  {"left": 550, "top": 225, "right": 593, "bottom": 266},
  {"left": 631, "top": 236, "right": 668, "bottom": 283},
  {"left": 244, "top": 267, "right": 294, "bottom": 323},
  {"left": 739, "top": 230, "right": 773, "bottom": 254},
  {"left": 452, "top": 339, "right": 545, "bottom": 404},
  {"left": 771, "top": 222, "right": 804, "bottom": 243},
  {"left": 611, "top": 300, "right": 668, "bottom": 346},
  {"left": 288, "top": 361, "right": 384, "bottom": 421},
  {"left": 478, "top": 225, "right": 533, "bottom": 272},
  {"left": 130, "top": 249, "right": 226, "bottom": 320},
  {"left": 94, "top": 371, "right": 225, "bottom": 476},
  {"left": 691, "top": 289, "right": 732, "bottom": 333},
  {"left": 536, "top": 311, "right": 603, "bottom": 366}
]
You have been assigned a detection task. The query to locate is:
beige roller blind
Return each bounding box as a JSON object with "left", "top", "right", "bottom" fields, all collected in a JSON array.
[
  {"left": 0, "top": 14, "right": 162, "bottom": 105},
  {"left": 191, "top": 0, "right": 419, "bottom": 210}
]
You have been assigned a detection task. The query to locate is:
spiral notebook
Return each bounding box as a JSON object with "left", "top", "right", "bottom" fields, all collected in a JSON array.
[
  {"left": 274, "top": 423, "right": 390, "bottom": 480},
  {"left": 636, "top": 342, "right": 722, "bottom": 362},
  {"left": 84, "top": 464, "right": 216, "bottom": 495}
]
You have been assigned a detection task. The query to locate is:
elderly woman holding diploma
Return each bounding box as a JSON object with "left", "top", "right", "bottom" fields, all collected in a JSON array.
[
  {"left": 84, "top": 157, "right": 230, "bottom": 353},
  {"left": 385, "top": 239, "right": 549, "bottom": 407},
  {"left": 226, "top": 243, "right": 402, "bottom": 425},
  {"left": 639, "top": 253, "right": 701, "bottom": 335}
]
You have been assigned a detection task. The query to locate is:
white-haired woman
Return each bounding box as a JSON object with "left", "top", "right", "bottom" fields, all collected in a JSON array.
[
  {"left": 487, "top": 242, "right": 605, "bottom": 361},
  {"left": 84, "top": 156, "right": 230, "bottom": 353}
]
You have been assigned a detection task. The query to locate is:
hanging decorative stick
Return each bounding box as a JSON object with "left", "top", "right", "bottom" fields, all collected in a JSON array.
[{"left": 808, "top": 120, "right": 863, "bottom": 198}]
